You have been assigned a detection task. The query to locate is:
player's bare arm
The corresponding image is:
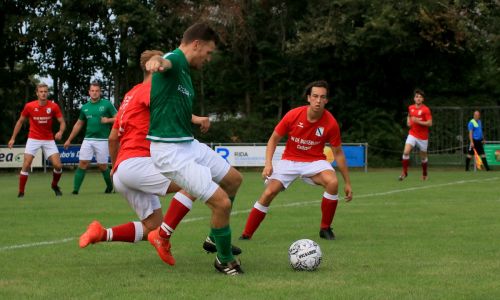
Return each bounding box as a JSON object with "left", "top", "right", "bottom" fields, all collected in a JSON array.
[
  {"left": 145, "top": 55, "right": 172, "bottom": 72},
  {"left": 8, "top": 115, "right": 27, "bottom": 149},
  {"left": 191, "top": 115, "right": 210, "bottom": 133},
  {"left": 54, "top": 116, "right": 66, "bottom": 141},
  {"left": 262, "top": 131, "right": 282, "bottom": 179},
  {"left": 108, "top": 128, "right": 120, "bottom": 172},
  {"left": 332, "top": 145, "right": 353, "bottom": 202},
  {"left": 64, "top": 119, "right": 85, "bottom": 149}
]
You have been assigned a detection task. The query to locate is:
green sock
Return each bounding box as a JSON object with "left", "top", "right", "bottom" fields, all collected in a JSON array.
[
  {"left": 212, "top": 225, "right": 234, "bottom": 263},
  {"left": 73, "top": 168, "right": 86, "bottom": 192},
  {"left": 209, "top": 196, "right": 236, "bottom": 242},
  {"left": 101, "top": 167, "right": 112, "bottom": 189}
]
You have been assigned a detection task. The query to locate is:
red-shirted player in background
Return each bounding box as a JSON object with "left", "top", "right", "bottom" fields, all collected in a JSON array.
[
  {"left": 239, "top": 80, "right": 353, "bottom": 241},
  {"left": 8, "top": 83, "right": 66, "bottom": 198},
  {"left": 399, "top": 89, "right": 432, "bottom": 181}
]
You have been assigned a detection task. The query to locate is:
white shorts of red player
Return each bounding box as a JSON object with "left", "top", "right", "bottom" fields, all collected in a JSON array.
[
  {"left": 267, "top": 159, "right": 334, "bottom": 189},
  {"left": 113, "top": 157, "right": 165, "bottom": 220},
  {"left": 405, "top": 134, "right": 428, "bottom": 152},
  {"left": 25, "top": 138, "right": 59, "bottom": 158}
]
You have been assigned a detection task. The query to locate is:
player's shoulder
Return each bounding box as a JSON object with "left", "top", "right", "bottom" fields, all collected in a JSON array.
[
  {"left": 48, "top": 100, "right": 60, "bottom": 107},
  {"left": 80, "top": 101, "right": 91, "bottom": 109},
  {"left": 287, "top": 105, "right": 307, "bottom": 115},
  {"left": 25, "top": 100, "right": 38, "bottom": 107},
  {"left": 163, "top": 50, "right": 181, "bottom": 64},
  {"left": 322, "top": 110, "right": 338, "bottom": 126}
]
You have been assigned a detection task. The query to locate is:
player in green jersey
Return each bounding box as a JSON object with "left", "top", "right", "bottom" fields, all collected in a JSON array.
[
  {"left": 146, "top": 23, "right": 244, "bottom": 275},
  {"left": 64, "top": 82, "right": 117, "bottom": 194}
]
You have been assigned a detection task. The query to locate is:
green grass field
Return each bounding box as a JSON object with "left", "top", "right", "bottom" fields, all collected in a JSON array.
[{"left": 0, "top": 169, "right": 499, "bottom": 299}]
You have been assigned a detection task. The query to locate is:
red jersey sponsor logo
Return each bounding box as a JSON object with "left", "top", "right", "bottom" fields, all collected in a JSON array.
[
  {"left": 275, "top": 106, "right": 341, "bottom": 162},
  {"left": 21, "top": 100, "right": 62, "bottom": 140}
]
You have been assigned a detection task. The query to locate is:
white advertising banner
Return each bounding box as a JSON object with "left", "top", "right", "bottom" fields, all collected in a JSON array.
[
  {"left": 0, "top": 148, "right": 43, "bottom": 168},
  {"left": 214, "top": 146, "right": 286, "bottom": 167}
]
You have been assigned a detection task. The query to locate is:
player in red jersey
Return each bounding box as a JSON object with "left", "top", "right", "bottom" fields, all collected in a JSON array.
[
  {"left": 8, "top": 83, "right": 66, "bottom": 198},
  {"left": 239, "top": 80, "right": 353, "bottom": 241},
  {"left": 79, "top": 50, "right": 241, "bottom": 266},
  {"left": 399, "top": 89, "right": 432, "bottom": 181}
]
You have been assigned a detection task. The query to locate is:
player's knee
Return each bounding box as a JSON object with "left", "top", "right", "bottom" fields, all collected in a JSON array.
[
  {"left": 262, "top": 188, "right": 279, "bottom": 202},
  {"left": 232, "top": 170, "right": 243, "bottom": 189},
  {"left": 220, "top": 168, "right": 243, "bottom": 192},
  {"left": 212, "top": 197, "right": 231, "bottom": 215},
  {"left": 79, "top": 161, "right": 90, "bottom": 169},
  {"left": 97, "top": 164, "right": 108, "bottom": 171},
  {"left": 324, "top": 181, "right": 338, "bottom": 194}
]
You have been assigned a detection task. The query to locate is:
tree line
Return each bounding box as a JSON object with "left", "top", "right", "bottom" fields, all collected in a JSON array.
[{"left": 1, "top": 0, "right": 499, "bottom": 165}]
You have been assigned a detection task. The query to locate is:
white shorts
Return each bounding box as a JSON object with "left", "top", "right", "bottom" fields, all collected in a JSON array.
[
  {"left": 25, "top": 138, "right": 59, "bottom": 158},
  {"left": 113, "top": 157, "right": 168, "bottom": 220},
  {"left": 268, "top": 159, "right": 335, "bottom": 189},
  {"left": 150, "top": 139, "right": 230, "bottom": 202},
  {"left": 79, "top": 139, "right": 109, "bottom": 163},
  {"left": 405, "top": 135, "right": 428, "bottom": 152}
]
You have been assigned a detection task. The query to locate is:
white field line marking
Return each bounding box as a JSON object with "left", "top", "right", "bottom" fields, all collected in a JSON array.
[
  {"left": 0, "top": 237, "right": 76, "bottom": 251},
  {"left": 1, "top": 177, "right": 497, "bottom": 252}
]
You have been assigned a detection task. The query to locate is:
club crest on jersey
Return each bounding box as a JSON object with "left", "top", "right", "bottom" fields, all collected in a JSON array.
[
  {"left": 316, "top": 127, "right": 324, "bottom": 137},
  {"left": 297, "top": 122, "right": 304, "bottom": 128},
  {"left": 99, "top": 107, "right": 105, "bottom": 112},
  {"left": 46, "top": 108, "right": 51, "bottom": 114},
  {"left": 418, "top": 110, "right": 422, "bottom": 115}
]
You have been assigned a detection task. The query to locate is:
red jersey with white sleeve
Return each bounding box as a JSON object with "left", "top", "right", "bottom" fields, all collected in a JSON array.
[
  {"left": 21, "top": 100, "right": 63, "bottom": 140},
  {"left": 112, "top": 82, "right": 152, "bottom": 172},
  {"left": 408, "top": 104, "right": 432, "bottom": 140},
  {"left": 275, "top": 106, "right": 341, "bottom": 162}
]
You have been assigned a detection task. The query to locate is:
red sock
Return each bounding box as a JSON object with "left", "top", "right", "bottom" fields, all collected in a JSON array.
[
  {"left": 109, "top": 222, "right": 142, "bottom": 242},
  {"left": 242, "top": 202, "right": 268, "bottom": 238},
  {"left": 159, "top": 192, "right": 192, "bottom": 239},
  {"left": 422, "top": 161, "right": 428, "bottom": 176},
  {"left": 19, "top": 172, "right": 29, "bottom": 193},
  {"left": 51, "top": 169, "right": 62, "bottom": 187},
  {"left": 402, "top": 159, "right": 409, "bottom": 175},
  {"left": 320, "top": 193, "right": 338, "bottom": 229}
]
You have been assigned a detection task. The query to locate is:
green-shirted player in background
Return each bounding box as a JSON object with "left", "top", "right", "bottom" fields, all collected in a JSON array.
[
  {"left": 64, "top": 82, "right": 117, "bottom": 194},
  {"left": 145, "top": 22, "right": 244, "bottom": 275}
]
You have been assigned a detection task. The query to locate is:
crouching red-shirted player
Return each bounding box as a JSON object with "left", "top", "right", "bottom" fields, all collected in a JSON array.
[{"left": 240, "top": 80, "right": 353, "bottom": 241}]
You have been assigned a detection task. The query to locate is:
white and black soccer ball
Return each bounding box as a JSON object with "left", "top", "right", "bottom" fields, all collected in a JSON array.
[{"left": 288, "top": 239, "right": 322, "bottom": 271}]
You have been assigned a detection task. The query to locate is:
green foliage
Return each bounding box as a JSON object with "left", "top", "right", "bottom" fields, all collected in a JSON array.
[
  {"left": 194, "top": 115, "right": 277, "bottom": 143},
  {"left": 1, "top": 0, "right": 499, "bottom": 151}
]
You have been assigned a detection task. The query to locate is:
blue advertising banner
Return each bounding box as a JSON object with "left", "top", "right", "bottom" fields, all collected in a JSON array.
[
  {"left": 57, "top": 146, "right": 81, "bottom": 164},
  {"left": 215, "top": 144, "right": 367, "bottom": 169},
  {"left": 331, "top": 145, "right": 366, "bottom": 168},
  {"left": 46, "top": 145, "right": 108, "bottom": 165}
]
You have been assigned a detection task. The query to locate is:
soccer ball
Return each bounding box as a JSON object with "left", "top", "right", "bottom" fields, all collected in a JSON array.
[{"left": 288, "top": 239, "right": 322, "bottom": 271}]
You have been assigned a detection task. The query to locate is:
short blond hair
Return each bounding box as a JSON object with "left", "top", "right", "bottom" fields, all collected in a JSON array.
[
  {"left": 140, "top": 50, "right": 164, "bottom": 71},
  {"left": 36, "top": 83, "right": 49, "bottom": 92}
]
